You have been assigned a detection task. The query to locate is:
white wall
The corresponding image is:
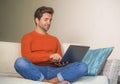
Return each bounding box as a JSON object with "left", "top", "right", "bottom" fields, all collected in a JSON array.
[
  {"left": 0, "top": 0, "right": 120, "bottom": 59},
  {"left": 36, "top": 0, "right": 120, "bottom": 59}
]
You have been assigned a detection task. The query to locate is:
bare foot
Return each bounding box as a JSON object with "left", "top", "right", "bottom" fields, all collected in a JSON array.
[
  {"left": 42, "top": 79, "right": 47, "bottom": 82},
  {"left": 54, "top": 81, "right": 70, "bottom": 84},
  {"left": 42, "top": 77, "right": 70, "bottom": 84},
  {"left": 43, "top": 79, "right": 70, "bottom": 84}
]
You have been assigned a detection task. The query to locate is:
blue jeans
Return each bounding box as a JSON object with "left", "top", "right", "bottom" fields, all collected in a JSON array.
[{"left": 14, "top": 57, "right": 88, "bottom": 82}]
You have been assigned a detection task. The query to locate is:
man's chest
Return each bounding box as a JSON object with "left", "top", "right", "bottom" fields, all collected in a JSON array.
[{"left": 31, "top": 37, "right": 57, "bottom": 52}]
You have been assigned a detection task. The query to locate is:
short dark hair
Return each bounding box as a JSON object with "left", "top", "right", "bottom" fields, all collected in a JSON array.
[{"left": 34, "top": 6, "right": 54, "bottom": 20}]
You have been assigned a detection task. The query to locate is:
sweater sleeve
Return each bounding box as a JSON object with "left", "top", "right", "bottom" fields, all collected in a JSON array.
[
  {"left": 21, "top": 35, "right": 51, "bottom": 63},
  {"left": 56, "top": 38, "right": 63, "bottom": 57}
]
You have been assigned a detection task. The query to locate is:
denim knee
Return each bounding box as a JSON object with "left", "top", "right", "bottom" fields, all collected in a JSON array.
[
  {"left": 78, "top": 62, "right": 88, "bottom": 75},
  {"left": 14, "top": 57, "right": 30, "bottom": 70},
  {"left": 14, "top": 57, "right": 44, "bottom": 81}
]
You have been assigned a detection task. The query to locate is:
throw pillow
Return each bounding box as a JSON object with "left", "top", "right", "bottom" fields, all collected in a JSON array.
[{"left": 82, "top": 47, "right": 113, "bottom": 76}]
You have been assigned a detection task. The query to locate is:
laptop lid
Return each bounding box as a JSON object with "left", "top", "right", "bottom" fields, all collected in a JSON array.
[{"left": 61, "top": 45, "right": 90, "bottom": 63}]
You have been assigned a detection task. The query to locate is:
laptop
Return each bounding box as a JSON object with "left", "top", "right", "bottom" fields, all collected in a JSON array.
[{"left": 60, "top": 45, "right": 90, "bottom": 63}]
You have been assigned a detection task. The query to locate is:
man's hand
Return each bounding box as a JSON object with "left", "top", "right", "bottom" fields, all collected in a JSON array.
[
  {"left": 49, "top": 53, "right": 62, "bottom": 62},
  {"left": 54, "top": 61, "right": 69, "bottom": 67}
]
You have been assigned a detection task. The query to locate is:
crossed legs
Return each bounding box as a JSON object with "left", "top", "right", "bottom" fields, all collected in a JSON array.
[{"left": 14, "top": 57, "right": 88, "bottom": 84}]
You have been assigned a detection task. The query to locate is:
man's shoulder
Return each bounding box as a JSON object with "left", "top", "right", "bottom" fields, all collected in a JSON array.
[
  {"left": 47, "top": 34, "right": 61, "bottom": 43},
  {"left": 47, "top": 34, "right": 58, "bottom": 40},
  {"left": 22, "top": 31, "right": 34, "bottom": 39}
]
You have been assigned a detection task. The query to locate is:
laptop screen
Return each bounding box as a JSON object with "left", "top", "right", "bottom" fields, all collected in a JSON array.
[{"left": 61, "top": 45, "right": 90, "bottom": 63}]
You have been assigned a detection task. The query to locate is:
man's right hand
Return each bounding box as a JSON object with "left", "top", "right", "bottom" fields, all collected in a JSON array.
[{"left": 49, "top": 53, "right": 62, "bottom": 62}]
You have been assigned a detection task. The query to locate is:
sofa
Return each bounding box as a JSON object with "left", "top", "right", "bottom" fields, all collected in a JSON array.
[{"left": 0, "top": 41, "right": 119, "bottom": 84}]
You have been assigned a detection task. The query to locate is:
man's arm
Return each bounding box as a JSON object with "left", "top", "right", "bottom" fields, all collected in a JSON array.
[{"left": 21, "top": 35, "right": 51, "bottom": 63}]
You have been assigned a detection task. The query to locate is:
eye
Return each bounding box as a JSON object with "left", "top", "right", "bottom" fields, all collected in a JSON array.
[
  {"left": 44, "top": 18, "right": 48, "bottom": 21},
  {"left": 44, "top": 18, "right": 52, "bottom": 22},
  {"left": 49, "top": 18, "right": 52, "bottom": 22}
]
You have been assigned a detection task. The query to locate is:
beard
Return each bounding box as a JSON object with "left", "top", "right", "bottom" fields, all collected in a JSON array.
[{"left": 39, "top": 24, "right": 50, "bottom": 32}]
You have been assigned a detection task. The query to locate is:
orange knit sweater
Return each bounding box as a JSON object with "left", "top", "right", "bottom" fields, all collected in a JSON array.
[{"left": 21, "top": 31, "right": 62, "bottom": 66}]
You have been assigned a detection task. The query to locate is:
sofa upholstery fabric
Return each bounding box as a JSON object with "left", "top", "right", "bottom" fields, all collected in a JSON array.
[{"left": 0, "top": 41, "right": 119, "bottom": 84}]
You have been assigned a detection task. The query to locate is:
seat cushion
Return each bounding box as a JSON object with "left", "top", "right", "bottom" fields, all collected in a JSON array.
[
  {"left": 0, "top": 76, "right": 50, "bottom": 84},
  {"left": 72, "top": 76, "right": 108, "bottom": 84},
  {"left": 0, "top": 76, "right": 108, "bottom": 84}
]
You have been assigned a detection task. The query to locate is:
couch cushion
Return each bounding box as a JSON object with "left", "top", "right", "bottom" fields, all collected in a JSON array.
[
  {"left": 82, "top": 47, "right": 113, "bottom": 76},
  {"left": 0, "top": 41, "right": 21, "bottom": 76},
  {"left": 72, "top": 76, "right": 108, "bottom": 84},
  {"left": 0, "top": 76, "right": 108, "bottom": 84},
  {"left": 0, "top": 76, "right": 50, "bottom": 84}
]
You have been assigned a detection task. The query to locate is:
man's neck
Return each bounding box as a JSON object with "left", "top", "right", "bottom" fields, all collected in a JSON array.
[{"left": 34, "top": 27, "right": 47, "bottom": 35}]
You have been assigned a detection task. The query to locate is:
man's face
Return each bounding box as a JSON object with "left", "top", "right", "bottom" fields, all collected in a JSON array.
[{"left": 36, "top": 13, "right": 52, "bottom": 32}]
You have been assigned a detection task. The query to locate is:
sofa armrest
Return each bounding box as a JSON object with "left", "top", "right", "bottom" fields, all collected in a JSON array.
[{"left": 102, "top": 59, "right": 120, "bottom": 84}]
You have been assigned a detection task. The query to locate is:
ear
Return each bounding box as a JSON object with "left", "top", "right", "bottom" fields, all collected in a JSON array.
[{"left": 35, "top": 18, "right": 40, "bottom": 24}]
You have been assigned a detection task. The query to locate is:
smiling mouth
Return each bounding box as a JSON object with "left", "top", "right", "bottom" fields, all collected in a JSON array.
[{"left": 46, "top": 25, "right": 50, "bottom": 27}]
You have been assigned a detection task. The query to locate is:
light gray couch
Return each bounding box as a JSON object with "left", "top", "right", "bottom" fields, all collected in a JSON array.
[{"left": 0, "top": 41, "right": 119, "bottom": 84}]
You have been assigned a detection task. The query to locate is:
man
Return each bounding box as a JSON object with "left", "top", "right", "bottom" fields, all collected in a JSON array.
[{"left": 14, "top": 6, "right": 88, "bottom": 84}]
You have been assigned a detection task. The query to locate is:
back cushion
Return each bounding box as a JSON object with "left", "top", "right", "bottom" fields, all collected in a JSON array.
[
  {"left": 61, "top": 43, "right": 71, "bottom": 55},
  {"left": 82, "top": 47, "right": 113, "bottom": 76},
  {"left": 0, "top": 42, "right": 21, "bottom": 76}
]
